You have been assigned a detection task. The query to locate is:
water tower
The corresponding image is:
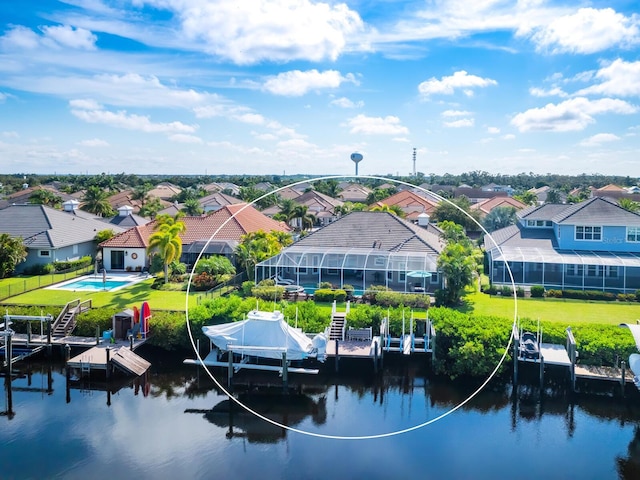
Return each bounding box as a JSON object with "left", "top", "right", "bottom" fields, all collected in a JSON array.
[{"left": 350, "top": 152, "right": 363, "bottom": 176}]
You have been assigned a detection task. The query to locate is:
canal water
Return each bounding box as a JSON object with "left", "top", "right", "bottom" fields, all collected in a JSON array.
[{"left": 2, "top": 348, "right": 640, "bottom": 480}]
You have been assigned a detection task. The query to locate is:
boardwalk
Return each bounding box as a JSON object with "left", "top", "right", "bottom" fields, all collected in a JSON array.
[{"left": 325, "top": 337, "right": 380, "bottom": 359}]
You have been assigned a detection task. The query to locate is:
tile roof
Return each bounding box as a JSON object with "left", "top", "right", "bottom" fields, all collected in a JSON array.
[
  {"left": 377, "top": 190, "right": 438, "bottom": 214},
  {"left": 0, "top": 204, "right": 125, "bottom": 248},
  {"left": 293, "top": 211, "right": 443, "bottom": 254},
  {"left": 471, "top": 196, "right": 527, "bottom": 215},
  {"left": 101, "top": 203, "right": 290, "bottom": 249}
]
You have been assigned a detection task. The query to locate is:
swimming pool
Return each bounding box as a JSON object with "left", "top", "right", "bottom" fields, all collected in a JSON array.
[{"left": 48, "top": 275, "right": 143, "bottom": 292}]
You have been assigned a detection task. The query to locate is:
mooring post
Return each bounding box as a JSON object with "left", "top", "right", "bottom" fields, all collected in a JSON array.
[
  {"left": 27, "top": 321, "right": 31, "bottom": 346},
  {"left": 621, "top": 360, "right": 627, "bottom": 395},
  {"left": 282, "top": 352, "right": 288, "bottom": 392},
  {"left": 227, "top": 351, "right": 233, "bottom": 388},
  {"left": 539, "top": 355, "right": 545, "bottom": 390},
  {"left": 129, "top": 334, "right": 134, "bottom": 351},
  {"left": 46, "top": 319, "right": 52, "bottom": 358},
  {"left": 5, "top": 332, "right": 12, "bottom": 375},
  {"left": 105, "top": 347, "right": 111, "bottom": 380},
  {"left": 96, "top": 326, "right": 100, "bottom": 346},
  {"left": 335, "top": 339, "right": 339, "bottom": 373},
  {"left": 513, "top": 328, "right": 519, "bottom": 386},
  {"left": 373, "top": 340, "right": 378, "bottom": 373},
  {"left": 65, "top": 343, "right": 71, "bottom": 361}
]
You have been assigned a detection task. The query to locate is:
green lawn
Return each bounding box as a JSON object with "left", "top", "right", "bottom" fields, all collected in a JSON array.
[
  {"left": 0, "top": 278, "right": 203, "bottom": 311},
  {"left": 458, "top": 291, "right": 640, "bottom": 326}
]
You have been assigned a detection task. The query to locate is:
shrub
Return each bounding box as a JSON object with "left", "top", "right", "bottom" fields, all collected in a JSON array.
[
  {"left": 617, "top": 293, "right": 636, "bottom": 302},
  {"left": 546, "top": 289, "right": 562, "bottom": 298},
  {"left": 52, "top": 256, "right": 92, "bottom": 272},
  {"left": 241, "top": 281, "right": 255, "bottom": 297},
  {"left": 500, "top": 285, "right": 512, "bottom": 297},
  {"left": 530, "top": 285, "right": 545, "bottom": 298},
  {"left": 252, "top": 285, "right": 284, "bottom": 301},
  {"left": 313, "top": 288, "right": 346, "bottom": 303},
  {"left": 516, "top": 287, "right": 525, "bottom": 298}
]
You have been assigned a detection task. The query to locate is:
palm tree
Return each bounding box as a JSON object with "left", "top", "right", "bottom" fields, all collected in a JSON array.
[
  {"left": 181, "top": 198, "right": 203, "bottom": 216},
  {"left": 292, "top": 204, "right": 316, "bottom": 231},
  {"left": 619, "top": 198, "right": 640, "bottom": 213},
  {"left": 147, "top": 214, "right": 186, "bottom": 283},
  {"left": 369, "top": 203, "right": 405, "bottom": 217},
  {"left": 29, "top": 189, "right": 62, "bottom": 208},
  {"left": 82, "top": 186, "right": 114, "bottom": 216}
]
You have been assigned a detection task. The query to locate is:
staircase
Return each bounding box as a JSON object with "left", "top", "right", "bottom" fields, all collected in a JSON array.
[
  {"left": 328, "top": 312, "right": 346, "bottom": 341},
  {"left": 52, "top": 299, "right": 92, "bottom": 337}
]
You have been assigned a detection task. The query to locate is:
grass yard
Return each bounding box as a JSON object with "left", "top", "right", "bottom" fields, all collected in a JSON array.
[
  {"left": 459, "top": 291, "right": 640, "bottom": 326},
  {"left": 0, "top": 278, "right": 203, "bottom": 311}
]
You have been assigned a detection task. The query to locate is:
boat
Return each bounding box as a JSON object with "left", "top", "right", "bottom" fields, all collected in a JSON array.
[
  {"left": 620, "top": 323, "right": 640, "bottom": 390},
  {"left": 519, "top": 331, "right": 540, "bottom": 360},
  {"left": 189, "top": 310, "right": 327, "bottom": 375}
]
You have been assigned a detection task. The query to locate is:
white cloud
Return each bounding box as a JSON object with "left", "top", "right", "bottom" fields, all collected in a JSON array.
[
  {"left": 502, "top": 134, "right": 515, "bottom": 140},
  {"left": 1, "top": 24, "right": 97, "bottom": 51},
  {"left": 418, "top": 70, "right": 497, "bottom": 97},
  {"left": 575, "top": 59, "right": 640, "bottom": 97},
  {"left": 529, "top": 8, "right": 640, "bottom": 54},
  {"left": 162, "top": 0, "right": 364, "bottom": 64},
  {"left": 2, "top": 131, "right": 19, "bottom": 138},
  {"left": 41, "top": 25, "right": 97, "bottom": 50},
  {"left": 579, "top": 133, "right": 621, "bottom": 147},
  {"left": 233, "top": 113, "right": 266, "bottom": 125},
  {"left": 529, "top": 86, "right": 568, "bottom": 98},
  {"left": 168, "top": 134, "right": 203, "bottom": 144},
  {"left": 487, "top": 126, "right": 500, "bottom": 134},
  {"left": 71, "top": 108, "right": 198, "bottom": 134},
  {"left": 77, "top": 138, "right": 109, "bottom": 147},
  {"left": 511, "top": 97, "right": 637, "bottom": 132},
  {"left": 262, "top": 70, "right": 357, "bottom": 96},
  {"left": 441, "top": 109, "right": 471, "bottom": 117},
  {"left": 346, "top": 114, "right": 409, "bottom": 135},
  {"left": 443, "top": 118, "right": 474, "bottom": 128},
  {"left": 330, "top": 97, "right": 363, "bottom": 108},
  {"left": 69, "top": 99, "right": 103, "bottom": 110}
]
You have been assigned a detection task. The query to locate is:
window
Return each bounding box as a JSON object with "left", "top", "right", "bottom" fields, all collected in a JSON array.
[
  {"left": 72, "top": 244, "right": 78, "bottom": 255},
  {"left": 628, "top": 227, "right": 640, "bottom": 242},
  {"left": 586, "top": 265, "right": 599, "bottom": 277},
  {"left": 606, "top": 266, "right": 619, "bottom": 278},
  {"left": 566, "top": 264, "right": 583, "bottom": 276},
  {"left": 527, "top": 220, "right": 552, "bottom": 228},
  {"left": 39, "top": 250, "right": 50, "bottom": 257},
  {"left": 399, "top": 272, "right": 406, "bottom": 282},
  {"left": 575, "top": 226, "right": 601, "bottom": 241},
  {"left": 374, "top": 257, "right": 386, "bottom": 267}
]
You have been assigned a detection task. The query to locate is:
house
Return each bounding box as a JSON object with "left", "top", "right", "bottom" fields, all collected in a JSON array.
[
  {"left": 100, "top": 203, "right": 290, "bottom": 271},
  {"left": 338, "top": 183, "right": 372, "bottom": 203},
  {"left": 147, "top": 182, "right": 182, "bottom": 201},
  {"left": 484, "top": 197, "right": 640, "bottom": 293},
  {"left": 199, "top": 192, "right": 243, "bottom": 213},
  {"left": 202, "top": 182, "right": 241, "bottom": 196},
  {"left": 482, "top": 183, "right": 515, "bottom": 196},
  {"left": 0, "top": 185, "right": 79, "bottom": 210},
  {"left": 0, "top": 204, "right": 125, "bottom": 273},
  {"left": 470, "top": 196, "right": 527, "bottom": 218},
  {"left": 293, "top": 190, "right": 344, "bottom": 227},
  {"left": 375, "top": 190, "right": 438, "bottom": 222},
  {"left": 62, "top": 200, "right": 149, "bottom": 228},
  {"left": 255, "top": 211, "right": 444, "bottom": 294}
]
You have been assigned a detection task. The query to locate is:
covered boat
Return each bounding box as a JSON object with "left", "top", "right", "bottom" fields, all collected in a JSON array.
[
  {"left": 201, "top": 310, "right": 326, "bottom": 363},
  {"left": 620, "top": 323, "right": 640, "bottom": 390}
]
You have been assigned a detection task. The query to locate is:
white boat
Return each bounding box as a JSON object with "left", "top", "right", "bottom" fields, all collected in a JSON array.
[
  {"left": 620, "top": 323, "right": 640, "bottom": 389},
  {"left": 191, "top": 310, "right": 327, "bottom": 374}
]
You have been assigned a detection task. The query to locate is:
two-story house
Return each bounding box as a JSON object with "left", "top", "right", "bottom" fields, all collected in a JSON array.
[{"left": 484, "top": 197, "right": 640, "bottom": 293}]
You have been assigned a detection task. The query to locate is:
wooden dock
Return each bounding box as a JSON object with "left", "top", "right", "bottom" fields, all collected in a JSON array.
[
  {"left": 325, "top": 337, "right": 380, "bottom": 359},
  {"left": 67, "top": 344, "right": 150, "bottom": 376}
]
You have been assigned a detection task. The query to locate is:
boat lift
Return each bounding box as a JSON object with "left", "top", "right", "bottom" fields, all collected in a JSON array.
[{"left": 379, "top": 310, "right": 435, "bottom": 360}]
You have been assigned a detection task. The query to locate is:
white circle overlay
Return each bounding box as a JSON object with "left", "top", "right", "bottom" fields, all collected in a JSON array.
[{"left": 185, "top": 175, "right": 518, "bottom": 440}]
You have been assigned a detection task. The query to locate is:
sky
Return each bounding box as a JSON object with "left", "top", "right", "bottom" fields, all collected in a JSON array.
[{"left": 1, "top": 1, "right": 639, "bottom": 177}]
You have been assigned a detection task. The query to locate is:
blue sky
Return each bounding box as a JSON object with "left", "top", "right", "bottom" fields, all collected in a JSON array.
[{"left": 1, "top": 1, "right": 639, "bottom": 177}]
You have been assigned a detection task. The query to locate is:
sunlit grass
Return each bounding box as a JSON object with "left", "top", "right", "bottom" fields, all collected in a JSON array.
[
  {"left": 1, "top": 278, "right": 203, "bottom": 311},
  {"left": 459, "top": 291, "right": 640, "bottom": 326}
]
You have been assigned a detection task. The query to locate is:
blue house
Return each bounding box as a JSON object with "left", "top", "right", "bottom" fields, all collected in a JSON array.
[{"left": 484, "top": 197, "right": 640, "bottom": 293}]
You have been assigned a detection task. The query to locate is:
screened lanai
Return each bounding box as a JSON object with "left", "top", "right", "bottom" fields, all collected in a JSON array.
[
  {"left": 255, "top": 245, "right": 441, "bottom": 294},
  {"left": 488, "top": 246, "right": 640, "bottom": 293}
]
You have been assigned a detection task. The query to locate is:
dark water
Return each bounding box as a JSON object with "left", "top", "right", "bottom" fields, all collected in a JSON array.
[{"left": 2, "top": 348, "right": 640, "bottom": 480}]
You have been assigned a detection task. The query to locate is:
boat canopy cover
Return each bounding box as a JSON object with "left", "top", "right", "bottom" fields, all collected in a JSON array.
[
  {"left": 620, "top": 323, "right": 640, "bottom": 351},
  {"left": 202, "top": 310, "right": 315, "bottom": 361}
]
